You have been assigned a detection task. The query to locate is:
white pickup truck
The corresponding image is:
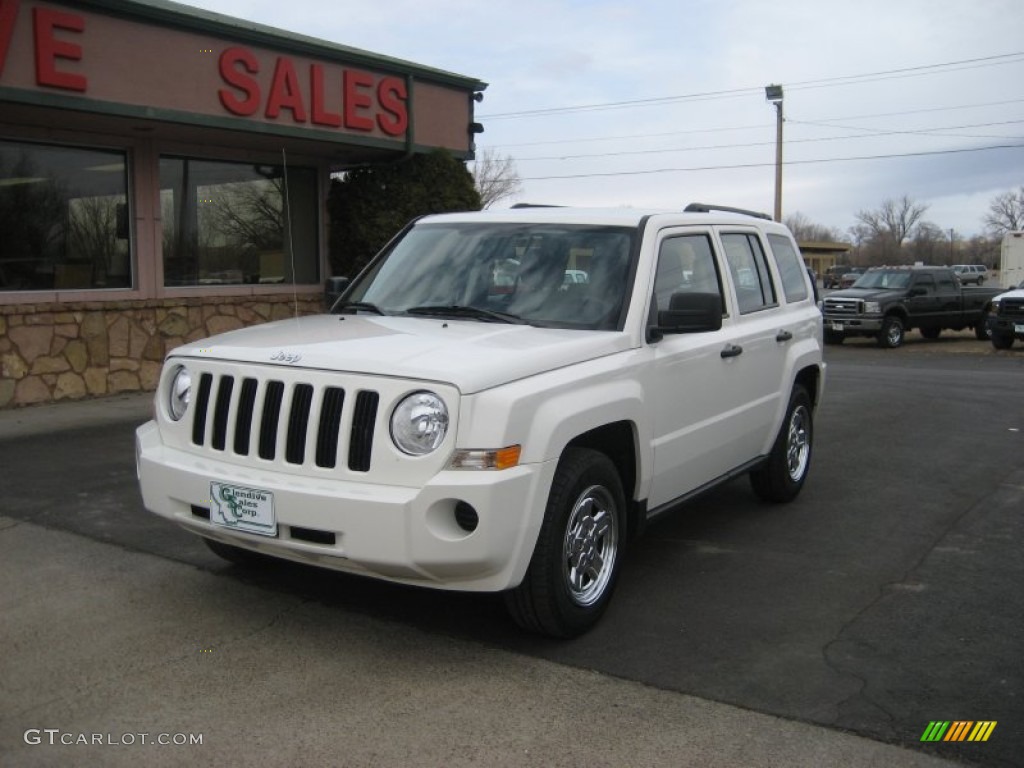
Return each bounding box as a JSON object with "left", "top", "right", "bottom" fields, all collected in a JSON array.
[{"left": 136, "top": 204, "right": 825, "bottom": 637}]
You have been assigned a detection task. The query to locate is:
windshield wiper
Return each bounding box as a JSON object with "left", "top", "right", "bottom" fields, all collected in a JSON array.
[
  {"left": 335, "top": 300, "right": 387, "bottom": 316},
  {"left": 405, "top": 305, "right": 527, "bottom": 324}
]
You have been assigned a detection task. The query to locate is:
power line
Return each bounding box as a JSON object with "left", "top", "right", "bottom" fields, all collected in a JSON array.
[
  {"left": 514, "top": 143, "right": 1024, "bottom": 181},
  {"left": 504, "top": 119, "right": 1024, "bottom": 162},
  {"left": 479, "top": 52, "right": 1024, "bottom": 120},
  {"left": 483, "top": 98, "right": 1024, "bottom": 150}
]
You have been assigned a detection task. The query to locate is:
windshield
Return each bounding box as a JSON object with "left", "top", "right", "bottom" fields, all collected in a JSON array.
[
  {"left": 342, "top": 222, "right": 636, "bottom": 330},
  {"left": 851, "top": 270, "right": 912, "bottom": 290}
]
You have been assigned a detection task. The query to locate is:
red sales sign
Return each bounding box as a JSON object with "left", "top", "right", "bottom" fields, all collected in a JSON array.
[{"left": 0, "top": 0, "right": 408, "bottom": 137}]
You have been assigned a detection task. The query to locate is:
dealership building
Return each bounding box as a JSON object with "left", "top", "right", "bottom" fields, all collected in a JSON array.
[{"left": 0, "top": 0, "right": 485, "bottom": 407}]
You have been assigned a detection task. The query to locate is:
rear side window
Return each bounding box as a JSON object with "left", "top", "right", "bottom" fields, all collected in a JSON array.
[
  {"left": 767, "top": 234, "right": 809, "bottom": 303},
  {"left": 721, "top": 233, "right": 777, "bottom": 314}
]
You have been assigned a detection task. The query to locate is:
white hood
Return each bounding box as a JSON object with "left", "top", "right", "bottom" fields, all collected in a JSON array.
[{"left": 169, "top": 314, "right": 633, "bottom": 394}]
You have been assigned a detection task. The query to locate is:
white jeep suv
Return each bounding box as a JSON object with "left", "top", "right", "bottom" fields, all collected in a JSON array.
[{"left": 136, "top": 204, "right": 825, "bottom": 637}]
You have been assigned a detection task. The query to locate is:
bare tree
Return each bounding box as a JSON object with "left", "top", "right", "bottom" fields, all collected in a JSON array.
[
  {"left": 854, "top": 195, "right": 929, "bottom": 262},
  {"left": 471, "top": 149, "right": 523, "bottom": 208},
  {"left": 783, "top": 211, "right": 845, "bottom": 243},
  {"left": 983, "top": 187, "right": 1024, "bottom": 235},
  {"left": 907, "top": 221, "right": 948, "bottom": 264}
]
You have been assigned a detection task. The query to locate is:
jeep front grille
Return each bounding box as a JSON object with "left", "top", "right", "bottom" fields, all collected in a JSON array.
[{"left": 190, "top": 373, "right": 379, "bottom": 472}]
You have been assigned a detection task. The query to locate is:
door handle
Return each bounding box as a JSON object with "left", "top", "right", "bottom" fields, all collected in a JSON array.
[
  {"left": 720, "top": 344, "right": 743, "bottom": 359},
  {"left": 776, "top": 330, "right": 793, "bottom": 343}
]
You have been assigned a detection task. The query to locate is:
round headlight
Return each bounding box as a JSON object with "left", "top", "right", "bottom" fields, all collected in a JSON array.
[
  {"left": 390, "top": 391, "right": 449, "bottom": 456},
  {"left": 168, "top": 366, "right": 192, "bottom": 422}
]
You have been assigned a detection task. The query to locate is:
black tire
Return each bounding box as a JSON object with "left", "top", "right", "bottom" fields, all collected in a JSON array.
[
  {"left": 823, "top": 329, "right": 845, "bottom": 345},
  {"left": 920, "top": 327, "right": 941, "bottom": 340},
  {"left": 878, "top": 315, "right": 905, "bottom": 348},
  {"left": 203, "top": 537, "right": 267, "bottom": 567},
  {"left": 750, "top": 385, "right": 813, "bottom": 503},
  {"left": 974, "top": 311, "right": 992, "bottom": 341},
  {"left": 992, "top": 332, "right": 1015, "bottom": 350},
  {"left": 504, "top": 447, "right": 625, "bottom": 638}
]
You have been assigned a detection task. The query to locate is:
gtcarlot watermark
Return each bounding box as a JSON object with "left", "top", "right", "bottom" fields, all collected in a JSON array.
[{"left": 24, "top": 729, "right": 203, "bottom": 747}]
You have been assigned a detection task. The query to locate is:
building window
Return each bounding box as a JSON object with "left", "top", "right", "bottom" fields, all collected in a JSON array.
[
  {"left": 160, "top": 157, "right": 319, "bottom": 287},
  {"left": 0, "top": 140, "right": 131, "bottom": 291}
]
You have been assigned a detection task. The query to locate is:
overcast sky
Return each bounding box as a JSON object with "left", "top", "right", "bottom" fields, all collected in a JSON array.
[{"left": 194, "top": 0, "right": 1023, "bottom": 238}]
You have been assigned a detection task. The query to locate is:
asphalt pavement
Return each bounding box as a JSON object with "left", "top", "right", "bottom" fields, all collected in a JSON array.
[{"left": 2, "top": 337, "right": 1020, "bottom": 767}]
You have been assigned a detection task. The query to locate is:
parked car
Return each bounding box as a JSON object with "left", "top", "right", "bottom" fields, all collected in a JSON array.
[
  {"left": 822, "top": 266, "right": 1002, "bottom": 347},
  {"left": 823, "top": 265, "right": 848, "bottom": 289},
  {"left": 952, "top": 264, "right": 988, "bottom": 285},
  {"left": 838, "top": 267, "right": 866, "bottom": 289},
  {"left": 988, "top": 280, "right": 1024, "bottom": 349},
  {"left": 136, "top": 203, "right": 825, "bottom": 638}
]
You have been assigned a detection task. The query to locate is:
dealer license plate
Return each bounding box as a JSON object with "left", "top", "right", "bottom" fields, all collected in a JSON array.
[
  {"left": 209, "top": 482, "right": 277, "bottom": 537},
  {"left": 831, "top": 322, "right": 844, "bottom": 332}
]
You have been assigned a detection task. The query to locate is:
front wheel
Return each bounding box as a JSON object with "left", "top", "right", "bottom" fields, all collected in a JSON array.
[
  {"left": 504, "top": 447, "right": 625, "bottom": 638},
  {"left": 992, "top": 332, "right": 1015, "bottom": 350},
  {"left": 878, "top": 315, "right": 905, "bottom": 348},
  {"left": 750, "top": 385, "right": 813, "bottom": 503}
]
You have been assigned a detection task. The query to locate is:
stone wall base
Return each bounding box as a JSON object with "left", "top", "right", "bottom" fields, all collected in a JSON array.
[{"left": 1, "top": 295, "right": 322, "bottom": 409}]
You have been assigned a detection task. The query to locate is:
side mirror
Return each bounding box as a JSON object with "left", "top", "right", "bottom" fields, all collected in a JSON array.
[
  {"left": 325, "top": 276, "right": 350, "bottom": 312},
  {"left": 648, "top": 292, "right": 723, "bottom": 342}
]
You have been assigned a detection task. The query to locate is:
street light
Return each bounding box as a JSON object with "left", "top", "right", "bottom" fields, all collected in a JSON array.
[{"left": 765, "top": 84, "right": 784, "bottom": 222}]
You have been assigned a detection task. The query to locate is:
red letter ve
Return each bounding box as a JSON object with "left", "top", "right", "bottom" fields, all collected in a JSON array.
[
  {"left": 33, "top": 7, "right": 87, "bottom": 91},
  {"left": 0, "top": 0, "right": 19, "bottom": 79}
]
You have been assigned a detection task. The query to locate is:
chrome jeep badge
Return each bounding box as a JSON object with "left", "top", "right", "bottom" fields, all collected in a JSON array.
[{"left": 270, "top": 350, "right": 302, "bottom": 364}]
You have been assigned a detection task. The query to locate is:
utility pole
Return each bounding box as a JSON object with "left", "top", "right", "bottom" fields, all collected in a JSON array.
[{"left": 765, "top": 84, "right": 784, "bottom": 222}]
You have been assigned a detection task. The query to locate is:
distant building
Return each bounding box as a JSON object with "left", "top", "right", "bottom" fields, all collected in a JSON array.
[{"left": 798, "top": 241, "right": 853, "bottom": 277}]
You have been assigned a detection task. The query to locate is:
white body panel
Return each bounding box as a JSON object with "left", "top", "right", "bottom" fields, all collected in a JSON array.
[
  {"left": 1000, "top": 232, "right": 1024, "bottom": 289},
  {"left": 136, "top": 207, "right": 825, "bottom": 593}
]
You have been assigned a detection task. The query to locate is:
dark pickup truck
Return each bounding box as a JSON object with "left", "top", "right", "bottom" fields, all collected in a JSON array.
[{"left": 822, "top": 266, "right": 1002, "bottom": 348}]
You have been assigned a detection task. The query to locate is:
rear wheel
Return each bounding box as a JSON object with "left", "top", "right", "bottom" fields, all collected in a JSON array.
[
  {"left": 505, "top": 447, "right": 625, "bottom": 638},
  {"left": 750, "top": 385, "right": 813, "bottom": 503},
  {"left": 975, "top": 311, "right": 992, "bottom": 341}
]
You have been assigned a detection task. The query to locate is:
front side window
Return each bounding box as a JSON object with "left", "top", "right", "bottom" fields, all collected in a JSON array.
[
  {"left": 913, "top": 274, "right": 936, "bottom": 295},
  {"left": 0, "top": 140, "right": 130, "bottom": 291},
  {"left": 653, "top": 234, "right": 724, "bottom": 314},
  {"left": 160, "top": 157, "right": 318, "bottom": 287}
]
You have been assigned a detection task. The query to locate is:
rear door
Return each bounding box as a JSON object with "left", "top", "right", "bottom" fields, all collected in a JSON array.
[{"left": 715, "top": 228, "right": 788, "bottom": 460}]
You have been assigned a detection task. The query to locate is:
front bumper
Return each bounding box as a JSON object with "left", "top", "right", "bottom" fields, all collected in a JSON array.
[
  {"left": 823, "top": 315, "right": 883, "bottom": 333},
  {"left": 989, "top": 315, "right": 1024, "bottom": 338},
  {"left": 136, "top": 421, "right": 553, "bottom": 592}
]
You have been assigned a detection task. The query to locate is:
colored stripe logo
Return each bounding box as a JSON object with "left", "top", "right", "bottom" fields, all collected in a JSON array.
[{"left": 921, "top": 721, "right": 997, "bottom": 742}]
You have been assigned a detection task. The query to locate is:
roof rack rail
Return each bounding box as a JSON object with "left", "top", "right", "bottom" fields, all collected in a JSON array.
[
  {"left": 511, "top": 203, "right": 565, "bottom": 209},
  {"left": 684, "top": 203, "right": 772, "bottom": 221}
]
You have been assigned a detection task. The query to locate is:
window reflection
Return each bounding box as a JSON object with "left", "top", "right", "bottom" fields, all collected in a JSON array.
[
  {"left": 160, "top": 157, "right": 318, "bottom": 286},
  {"left": 0, "top": 140, "right": 130, "bottom": 291}
]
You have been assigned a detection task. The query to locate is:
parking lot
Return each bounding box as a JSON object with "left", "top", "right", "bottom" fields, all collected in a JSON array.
[{"left": 1, "top": 335, "right": 1021, "bottom": 767}]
